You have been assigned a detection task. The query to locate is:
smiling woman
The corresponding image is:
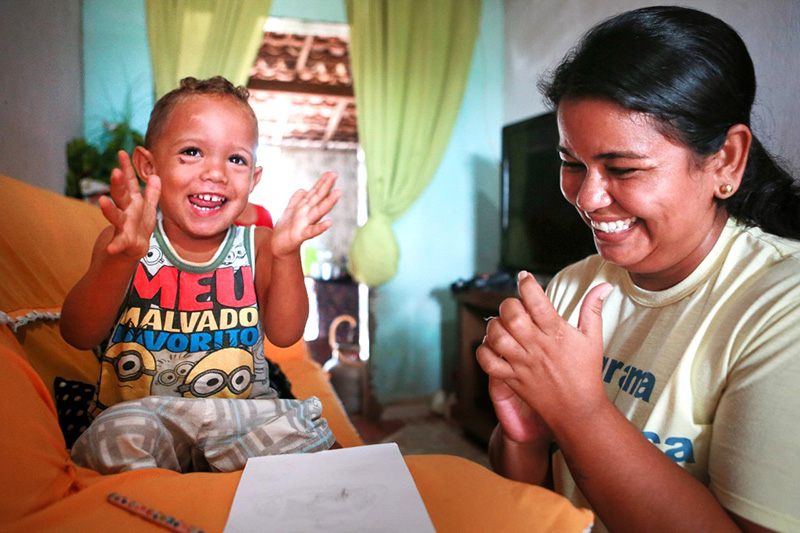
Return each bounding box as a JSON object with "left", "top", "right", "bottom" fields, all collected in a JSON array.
[
  {"left": 477, "top": 6, "right": 800, "bottom": 533},
  {"left": 556, "top": 97, "right": 744, "bottom": 291}
]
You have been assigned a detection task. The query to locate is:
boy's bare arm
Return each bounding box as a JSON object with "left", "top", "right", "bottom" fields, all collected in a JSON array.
[
  {"left": 256, "top": 172, "right": 340, "bottom": 347},
  {"left": 60, "top": 151, "right": 160, "bottom": 350},
  {"left": 61, "top": 229, "right": 144, "bottom": 349},
  {"left": 258, "top": 243, "right": 309, "bottom": 347}
]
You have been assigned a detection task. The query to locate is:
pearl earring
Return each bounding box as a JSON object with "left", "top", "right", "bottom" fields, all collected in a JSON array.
[{"left": 719, "top": 184, "right": 733, "bottom": 196}]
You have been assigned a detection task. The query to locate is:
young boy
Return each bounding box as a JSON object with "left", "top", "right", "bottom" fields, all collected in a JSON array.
[{"left": 61, "top": 76, "right": 341, "bottom": 473}]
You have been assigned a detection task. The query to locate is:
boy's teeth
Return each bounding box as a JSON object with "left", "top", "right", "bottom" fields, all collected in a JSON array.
[
  {"left": 591, "top": 217, "right": 637, "bottom": 233},
  {"left": 189, "top": 194, "right": 227, "bottom": 210},
  {"left": 195, "top": 194, "right": 224, "bottom": 202}
]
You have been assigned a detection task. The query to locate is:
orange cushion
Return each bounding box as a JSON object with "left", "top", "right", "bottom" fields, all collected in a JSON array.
[
  {"left": 263, "top": 337, "right": 309, "bottom": 363},
  {"left": 13, "top": 321, "right": 99, "bottom": 401},
  {"left": 4, "top": 468, "right": 242, "bottom": 533},
  {"left": 406, "top": 454, "right": 595, "bottom": 532},
  {"left": 9, "top": 456, "right": 594, "bottom": 533},
  {"left": 5, "top": 454, "right": 594, "bottom": 532},
  {"left": 0, "top": 175, "right": 106, "bottom": 327},
  {"left": 0, "top": 326, "right": 81, "bottom": 526}
]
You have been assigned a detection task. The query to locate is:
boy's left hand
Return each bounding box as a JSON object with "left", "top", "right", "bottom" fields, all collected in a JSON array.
[{"left": 271, "top": 171, "right": 341, "bottom": 258}]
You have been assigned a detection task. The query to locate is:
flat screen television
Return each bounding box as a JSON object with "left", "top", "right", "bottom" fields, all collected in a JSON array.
[{"left": 500, "top": 112, "right": 596, "bottom": 277}]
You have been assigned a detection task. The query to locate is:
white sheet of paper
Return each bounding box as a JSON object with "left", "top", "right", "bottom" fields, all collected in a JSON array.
[{"left": 224, "top": 443, "right": 435, "bottom": 533}]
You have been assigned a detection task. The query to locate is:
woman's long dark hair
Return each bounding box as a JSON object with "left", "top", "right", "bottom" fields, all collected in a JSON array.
[{"left": 539, "top": 6, "right": 800, "bottom": 239}]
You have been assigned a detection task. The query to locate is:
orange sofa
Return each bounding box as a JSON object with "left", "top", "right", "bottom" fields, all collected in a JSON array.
[{"left": 0, "top": 174, "right": 593, "bottom": 532}]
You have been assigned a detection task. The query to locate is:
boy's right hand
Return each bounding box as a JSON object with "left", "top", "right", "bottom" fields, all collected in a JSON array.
[{"left": 98, "top": 150, "right": 161, "bottom": 259}]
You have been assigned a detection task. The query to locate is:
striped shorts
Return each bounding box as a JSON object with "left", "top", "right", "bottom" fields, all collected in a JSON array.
[{"left": 70, "top": 395, "right": 334, "bottom": 474}]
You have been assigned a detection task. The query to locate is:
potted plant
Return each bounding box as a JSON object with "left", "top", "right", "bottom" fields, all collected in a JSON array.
[{"left": 65, "top": 120, "right": 144, "bottom": 200}]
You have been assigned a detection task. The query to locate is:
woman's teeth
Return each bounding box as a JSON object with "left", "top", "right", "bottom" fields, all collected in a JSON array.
[{"left": 591, "top": 217, "right": 637, "bottom": 233}]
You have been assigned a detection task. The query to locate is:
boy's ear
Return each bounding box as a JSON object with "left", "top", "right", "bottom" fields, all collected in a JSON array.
[
  {"left": 132, "top": 146, "right": 156, "bottom": 182},
  {"left": 250, "top": 166, "right": 263, "bottom": 193}
]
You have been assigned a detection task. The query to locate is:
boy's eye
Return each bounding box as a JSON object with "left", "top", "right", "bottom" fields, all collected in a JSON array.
[
  {"left": 181, "top": 147, "right": 200, "bottom": 157},
  {"left": 229, "top": 155, "right": 248, "bottom": 166}
]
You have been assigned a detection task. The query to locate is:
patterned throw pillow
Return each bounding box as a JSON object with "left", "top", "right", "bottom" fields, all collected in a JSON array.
[{"left": 53, "top": 378, "right": 94, "bottom": 449}]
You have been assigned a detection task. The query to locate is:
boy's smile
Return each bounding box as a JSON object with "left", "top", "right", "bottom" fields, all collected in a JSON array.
[
  {"left": 189, "top": 193, "right": 227, "bottom": 211},
  {"left": 136, "top": 95, "right": 262, "bottom": 261}
]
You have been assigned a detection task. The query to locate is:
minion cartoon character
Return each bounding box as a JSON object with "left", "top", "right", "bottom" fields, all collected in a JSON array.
[
  {"left": 150, "top": 354, "right": 196, "bottom": 396},
  {"left": 95, "top": 342, "right": 156, "bottom": 411},
  {"left": 177, "top": 347, "right": 257, "bottom": 399}
]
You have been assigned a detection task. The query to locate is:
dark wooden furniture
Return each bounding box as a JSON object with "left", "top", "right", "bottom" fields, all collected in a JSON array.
[{"left": 451, "top": 288, "right": 517, "bottom": 446}]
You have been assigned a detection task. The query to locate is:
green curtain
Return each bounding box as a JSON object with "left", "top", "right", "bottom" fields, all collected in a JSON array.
[
  {"left": 345, "top": 0, "right": 482, "bottom": 287},
  {"left": 145, "top": 0, "right": 272, "bottom": 98}
]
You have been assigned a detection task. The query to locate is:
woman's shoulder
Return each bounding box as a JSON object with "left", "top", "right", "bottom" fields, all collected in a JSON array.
[
  {"left": 726, "top": 221, "right": 800, "bottom": 285},
  {"left": 732, "top": 221, "right": 800, "bottom": 261},
  {"left": 716, "top": 221, "right": 800, "bottom": 325}
]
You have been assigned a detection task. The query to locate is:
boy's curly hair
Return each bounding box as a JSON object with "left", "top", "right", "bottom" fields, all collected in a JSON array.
[{"left": 145, "top": 76, "right": 257, "bottom": 149}]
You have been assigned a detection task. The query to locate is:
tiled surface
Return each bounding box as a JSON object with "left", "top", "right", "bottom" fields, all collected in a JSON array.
[{"left": 248, "top": 28, "right": 358, "bottom": 148}]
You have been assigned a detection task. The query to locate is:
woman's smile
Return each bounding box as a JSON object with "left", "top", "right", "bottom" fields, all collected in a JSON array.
[{"left": 588, "top": 216, "right": 638, "bottom": 235}]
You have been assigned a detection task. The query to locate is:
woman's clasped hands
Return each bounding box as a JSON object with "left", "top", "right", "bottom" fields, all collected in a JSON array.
[{"left": 477, "top": 271, "right": 613, "bottom": 441}]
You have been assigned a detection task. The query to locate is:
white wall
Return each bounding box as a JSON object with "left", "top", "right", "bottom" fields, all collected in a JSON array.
[
  {"left": 0, "top": 0, "right": 82, "bottom": 193},
  {"left": 504, "top": 0, "right": 800, "bottom": 171}
]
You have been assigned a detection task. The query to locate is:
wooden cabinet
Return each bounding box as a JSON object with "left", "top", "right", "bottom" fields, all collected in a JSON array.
[{"left": 451, "top": 288, "right": 517, "bottom": 446}]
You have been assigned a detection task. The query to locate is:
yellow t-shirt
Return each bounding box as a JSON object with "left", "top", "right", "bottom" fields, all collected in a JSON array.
[{"left": 547, "top": 218, "right": 800, "bottom": 532}]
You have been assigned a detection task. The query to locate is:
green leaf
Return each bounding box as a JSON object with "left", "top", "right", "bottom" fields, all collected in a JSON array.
[{"left": 65, "top": 120, "right": 144, "bottom": 198}]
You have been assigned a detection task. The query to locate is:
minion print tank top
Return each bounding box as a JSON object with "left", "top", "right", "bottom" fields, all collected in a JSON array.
[{"left": 93, "top": 219, "right": 276, "bottom": 415}]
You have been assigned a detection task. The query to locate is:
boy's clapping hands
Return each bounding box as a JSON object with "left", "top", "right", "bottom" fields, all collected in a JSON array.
[
  {"left": 270, "top": 171, "right": 341, "bottom": 258},
  {"left": 97, "top": 150, "right": 161, "bottom": 259}
]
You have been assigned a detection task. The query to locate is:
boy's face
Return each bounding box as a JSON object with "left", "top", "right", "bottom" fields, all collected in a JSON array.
[{"left": 140, "top": 95, "right": 262, "bottom": 250}]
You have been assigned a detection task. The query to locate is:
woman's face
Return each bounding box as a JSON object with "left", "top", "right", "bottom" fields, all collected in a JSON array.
[{"left": 557, "top": 97, "right": 728, "bottom": 290}]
